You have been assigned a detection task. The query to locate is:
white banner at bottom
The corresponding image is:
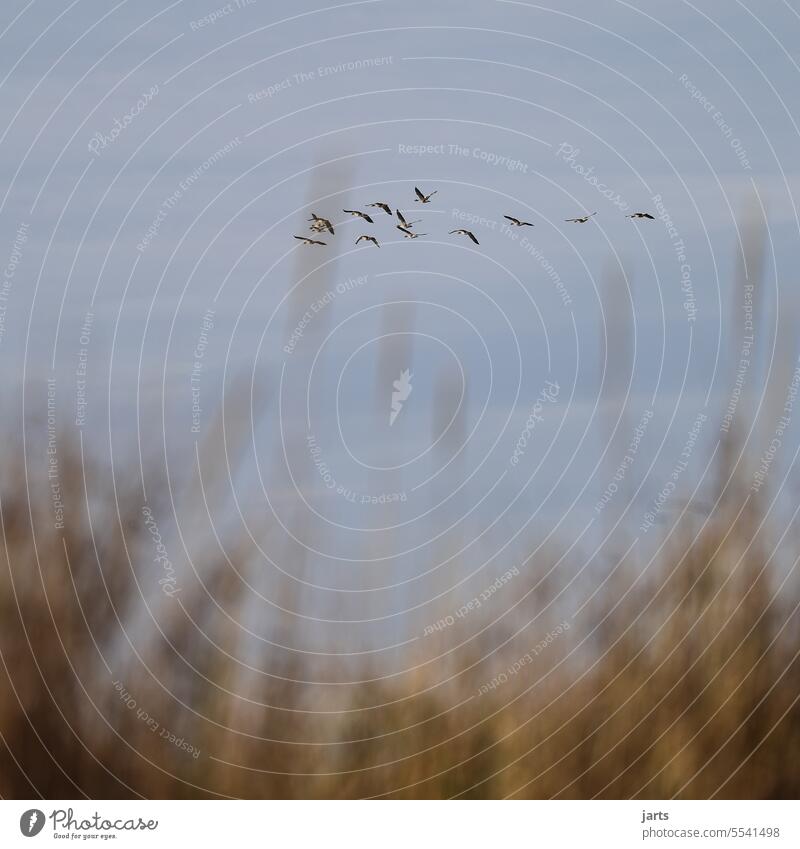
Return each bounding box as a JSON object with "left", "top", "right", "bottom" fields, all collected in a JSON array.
[{"left": 0, "top": 800, "right": 796, "bottom": 848}]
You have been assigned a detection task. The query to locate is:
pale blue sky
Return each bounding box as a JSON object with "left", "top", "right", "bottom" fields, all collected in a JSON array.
[{"left": 2, "top": 0, "right": 799, "bottom": 639}]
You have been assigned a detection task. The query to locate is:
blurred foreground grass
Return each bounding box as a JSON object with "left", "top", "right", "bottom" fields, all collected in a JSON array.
[{"left": 0, "top": 429, "right": 798, "bottom": 799}]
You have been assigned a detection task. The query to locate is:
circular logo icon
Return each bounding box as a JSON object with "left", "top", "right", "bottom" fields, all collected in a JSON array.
[{"left": 19, "top": 809, "right": 45, "bottom": 837}]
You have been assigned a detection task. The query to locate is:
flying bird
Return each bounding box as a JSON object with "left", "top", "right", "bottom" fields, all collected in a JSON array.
[
  {"left": 356, "top": 235, "right": 380, "bottom": 248},
  {"left": 626, "top": 212, "right": 655, "bottom": 220},
  {"left": 367, "top": 202, "right": 392, "bottom": 215},
  {"left": 397, "top": 226, "right": 426, "bottom": 238},
  {"left": 504, "top": 215, "right": 534, "bottom": 227},
  {"left": 343, "top": 209, "right": 374, "bottom": 223},
  {"left": 414, "top": 186, "right": 437, "bottom": 203},
  {"left": 565, "top": 212, "right": 597, "bottom": 223},
  {"left": 450, "top": 228, "right": 480, "bottom": 245},
  {"left": 396, "top": 209, "right": 421, "bottom": 229},
  {"left": 294, "top": 235, "right": 326, "bottom": 246},
  {"left": 307, "top": 213, "right": 334, "bottom": 234}
]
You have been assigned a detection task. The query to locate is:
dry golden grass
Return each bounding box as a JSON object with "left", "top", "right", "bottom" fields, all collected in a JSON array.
[{"left": 0, "top": 434, "right": 798, "bottom": 798}]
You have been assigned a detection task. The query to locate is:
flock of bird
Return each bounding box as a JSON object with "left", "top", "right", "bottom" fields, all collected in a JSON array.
[{"left": 293, "top": 186, "right": 655, "bottom": 248}]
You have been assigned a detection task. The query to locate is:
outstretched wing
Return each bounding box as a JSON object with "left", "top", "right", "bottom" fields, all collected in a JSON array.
[{"left": 414, "top": 186, "right": 425, "bottom": 201}]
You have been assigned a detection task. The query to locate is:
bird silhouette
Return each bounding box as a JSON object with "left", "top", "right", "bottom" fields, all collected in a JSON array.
[
  {"left": 627, "top": 212, "right": 655, "bottom": 220},
  {"left": 397, "top": 226, "right": 426, "bottom": 238},
  {"left": 367, "top": 202, "right": 392, "bottom": 215},
  {"left": 450, "top": 228, "right": 480, "bottom": 245},
  {"left": 356, "top": 235, "right": 380, "bottom": 248},
  {"left": 504, "top": 215, "right": 534, "bottom": 227},
  {"left": 396, "top": 210, "right": 421, "bottom": 229},
  {"left": 294, "top": 235, "right": 326, "bottom": 246},
  {"left": 343, "top": 208, "right": 374, "bottom": 223},
  {"left": 565, "top": 212, "right": 597, "bottom": 224},
  {"left": 307, "top": 213, "right": 334, "bottom": 234},
  {"left": 414, "top": 186, "right": 437, "bottom": 203}
]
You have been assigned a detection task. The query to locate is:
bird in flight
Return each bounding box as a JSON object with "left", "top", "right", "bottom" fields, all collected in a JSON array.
[
  {"left": 414, "top": 186, "right": 437, "bottom": 203},
  {"left": 343, "top": 208, "right": 374, "bottom": 224},
  {"left": 397, "top": 226, "right": 426, "bottom": 238},
  {"left": 504, "top": 215, "right": 534, "bottom": 227},
  {"left": 565, "top": 212, "right": 597, "bottom": 223},
  {"left": 356, "top": 235, "right": 380, "bottom": 248},
  {"left": 626, "top": 212, "right": 655, "bottom": 220},
  {"left": 396, "top": 209, "right": 421, "bottom": 229},
  {"left": 450, "top": 228, "right": 480, "bottom": 245},
  {"left": 308, "top": 213, "right": 334, "bottom": 234},
  {"left": 294, "top": 235, "right": 326, "bottom": 246},
  {"left": 367, "top": 202, "right": 392, "bottom": 215}
]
